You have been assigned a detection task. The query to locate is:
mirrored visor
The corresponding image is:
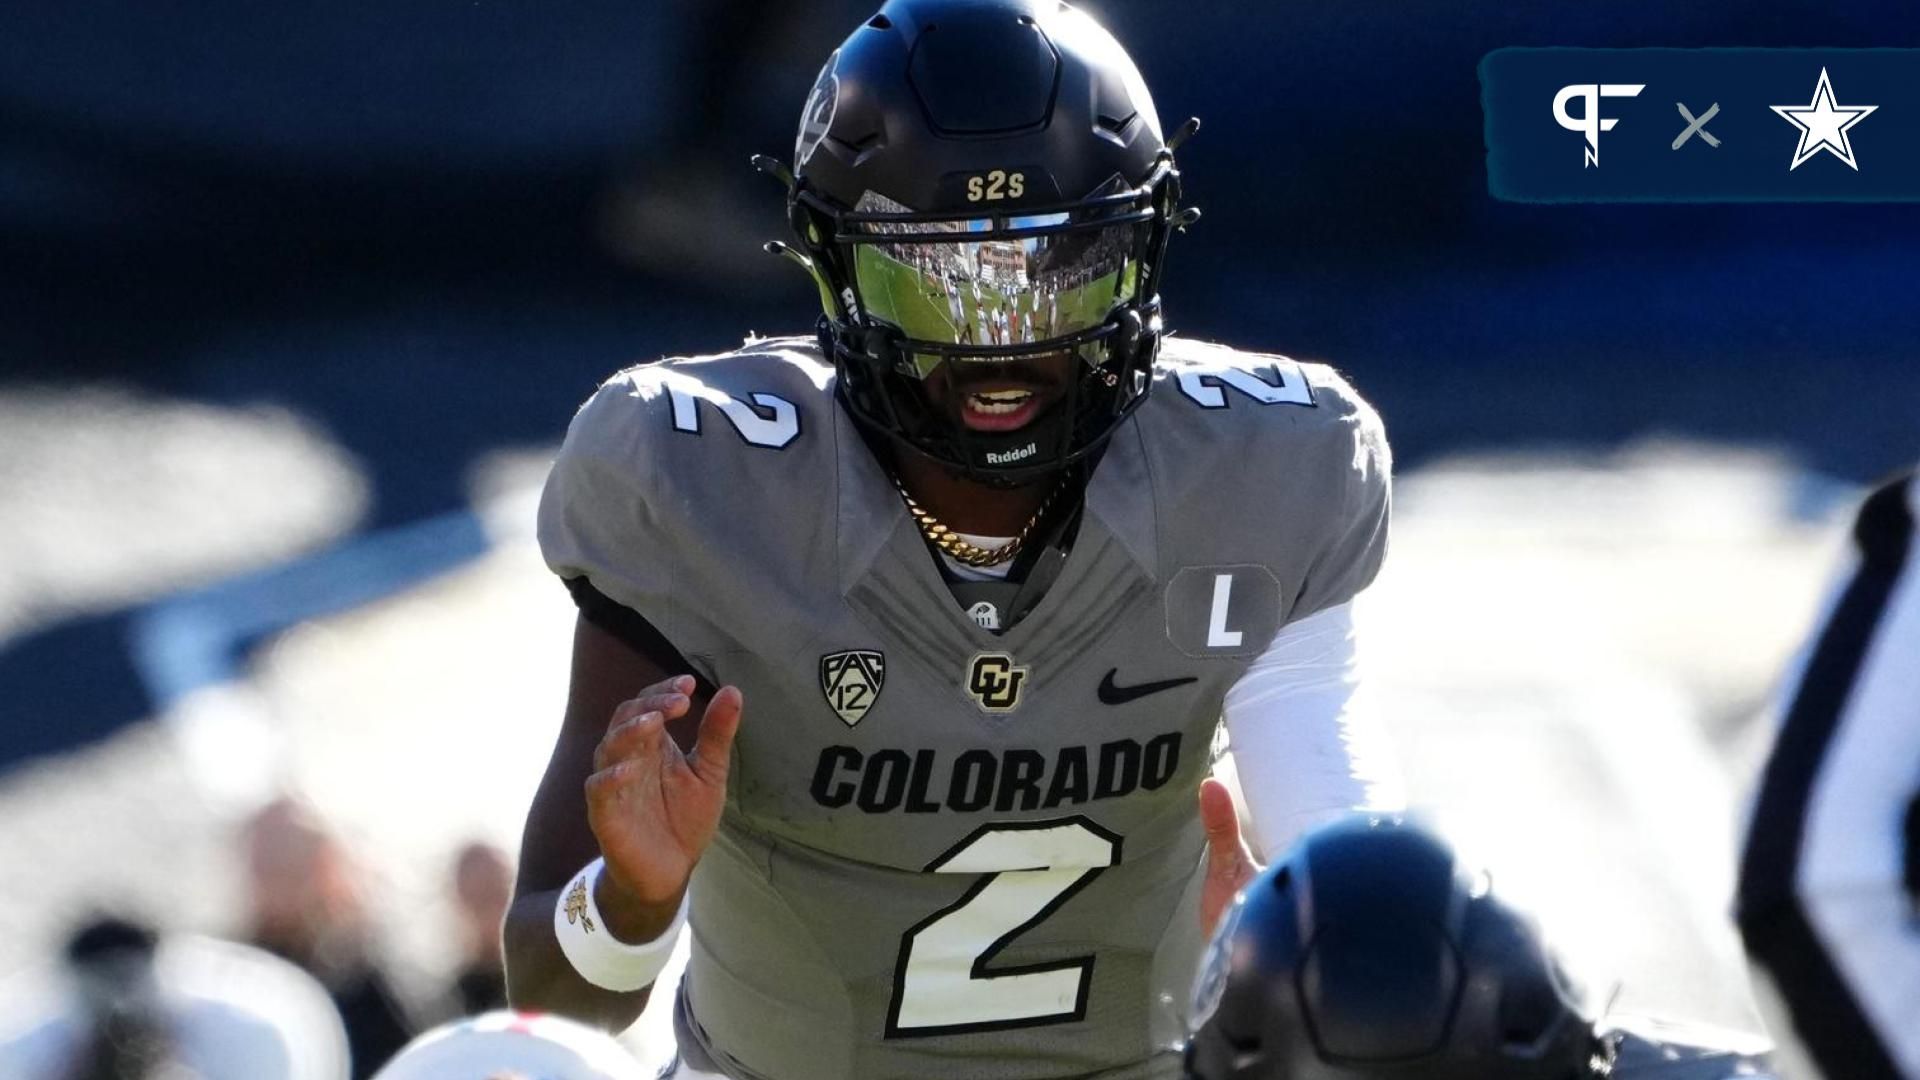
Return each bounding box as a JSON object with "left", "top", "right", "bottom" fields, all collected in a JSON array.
[{"left": 848, "top": 211, "right": 1141, "bottom": 375}]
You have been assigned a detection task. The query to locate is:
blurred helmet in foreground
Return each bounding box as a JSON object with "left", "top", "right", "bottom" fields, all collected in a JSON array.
[
  {"left": 370, "top": 1011, "right": 647, "bottom": 1080},
  {"left": 1185, "top": 816, "right": 1608, "bottom": 1080}
]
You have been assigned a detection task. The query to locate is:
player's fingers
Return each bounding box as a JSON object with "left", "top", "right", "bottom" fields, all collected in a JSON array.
[
  {"left": 639, "top": 685, "right": 694, "bottom": 716},
  {"left": 606, "top": 676, "right": 697, "bottom": 732},
  {"left": 689, "top": 686, "right": 744, "bottom": 780},
  {"left": 634, "top": 672, "right": 697, "bottom": 701},
  {"left": 593, "top": 711, "right": 667, "bottom": 774},
  {"left": 584, "top": 759, "right": 636, "bottom": 802},
  {"left": 605, "top": 695, "right": 650, "bottom": 733},
  {"left": 1201, "top": 779, "right": 1261, "bottom": 889},
  {"left": 1198, "top": 777, "right": 1243, "bottom": 865},
  {"left": 1198, "top": 778, "right": 1262, "bottom": 936},
  {"left": 584, "top": 759, "right": 663, "bottom": 824}
]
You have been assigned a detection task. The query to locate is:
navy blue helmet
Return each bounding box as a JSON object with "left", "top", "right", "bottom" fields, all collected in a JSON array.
[{"left": 1185, "top": 817, "right": 1609, "bottom": 1080}]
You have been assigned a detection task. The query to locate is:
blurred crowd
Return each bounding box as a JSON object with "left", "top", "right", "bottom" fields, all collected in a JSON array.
[{"left": 0, "top": 797, "right": 515, "bottom": 1080}]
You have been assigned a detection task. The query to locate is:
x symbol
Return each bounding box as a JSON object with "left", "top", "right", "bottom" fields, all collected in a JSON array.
[{"left": 1673, "top": 102, "right": 1721, "bottom": 149}]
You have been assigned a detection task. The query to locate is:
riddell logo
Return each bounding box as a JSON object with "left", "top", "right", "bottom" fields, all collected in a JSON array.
[{"left": 986, "top": 443, "right": 1038, "bottom": 465}]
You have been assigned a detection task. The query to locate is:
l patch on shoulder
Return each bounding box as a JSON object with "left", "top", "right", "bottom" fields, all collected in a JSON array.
[
  {"left": 1165, "top": 565, "right": 1282, "bottom": 658},
  {"left": 820, "top": 649, "right": 885, "bottom": 726}
]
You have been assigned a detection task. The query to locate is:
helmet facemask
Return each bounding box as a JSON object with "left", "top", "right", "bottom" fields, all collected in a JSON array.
[
  {"left": 766, "top": 149, "right": 1189, "bottom": 487},
  {"left": 833, "top": 183, "right": 1157, "bottom": 484}
]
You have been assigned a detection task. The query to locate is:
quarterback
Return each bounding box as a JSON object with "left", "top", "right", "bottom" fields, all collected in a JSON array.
[{"left": 504, "top": 2, "right": 1399, "bottom": 1078}]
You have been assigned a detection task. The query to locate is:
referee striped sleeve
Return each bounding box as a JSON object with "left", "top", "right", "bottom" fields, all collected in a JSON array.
[{"left": 1736, "top": 471, "right": 1918, "bottom": 1080}]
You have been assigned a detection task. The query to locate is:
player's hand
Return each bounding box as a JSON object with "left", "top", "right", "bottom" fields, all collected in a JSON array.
[
  {"left": 584, "top": 675, "right": 743, "bottom": 942},
  {"left": 1198, "top": 776, "right": 1261, "bottom": 937}
]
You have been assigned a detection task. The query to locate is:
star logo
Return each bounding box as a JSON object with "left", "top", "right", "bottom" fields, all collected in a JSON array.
[{"left": 1771, "top": 68, "right": 1877, "bottom": 171}]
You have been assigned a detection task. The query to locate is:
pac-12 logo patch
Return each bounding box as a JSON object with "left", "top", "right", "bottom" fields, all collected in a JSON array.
[
  {"left": 820, "top": 649, "right": 885, "bottom": 727},
  {"left": 965, "top": 652, "right": 1029, "bottom": 714}
]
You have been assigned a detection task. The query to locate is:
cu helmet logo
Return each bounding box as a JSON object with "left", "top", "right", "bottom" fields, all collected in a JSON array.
[{"left": 965, "top": 652, "right": 1029, "bottom": 714}]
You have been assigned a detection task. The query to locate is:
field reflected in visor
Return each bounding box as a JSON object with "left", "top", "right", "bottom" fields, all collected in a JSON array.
[{"left": 848, "top": 198, "right": 1141, "bottom": 379}]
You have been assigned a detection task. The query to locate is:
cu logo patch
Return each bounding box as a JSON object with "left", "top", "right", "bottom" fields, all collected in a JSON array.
[
  {"left": 965, "top": 652, "right": 1029, "bottom": 714},
  {"left": 820, "top": 649, "right": 885, "bottom": 727}
]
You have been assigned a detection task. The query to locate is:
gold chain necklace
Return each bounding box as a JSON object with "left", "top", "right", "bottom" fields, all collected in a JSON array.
[{"left": 895, "top": 477, "right": 1064, "bottom": 568}]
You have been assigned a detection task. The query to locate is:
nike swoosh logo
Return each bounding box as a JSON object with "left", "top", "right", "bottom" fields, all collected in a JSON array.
[{"left": 1097, "top": 669, "right": 1199, "bottom": 706}]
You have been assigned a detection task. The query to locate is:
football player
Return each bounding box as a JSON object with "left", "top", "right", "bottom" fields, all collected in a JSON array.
[
  {"left": 1185, "top": 817, "right": 1779, "bottom": 1080},
  {"left": 503, "top": 2, "right": 1399, "bottom": 1077},
  {"left": 1737, "top": 468, "right": 1919, "bottom": 1080}
]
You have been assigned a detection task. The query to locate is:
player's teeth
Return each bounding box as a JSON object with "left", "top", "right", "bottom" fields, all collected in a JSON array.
[{"left": 967, "top": 390, "right": 1033, "bottom": 414}]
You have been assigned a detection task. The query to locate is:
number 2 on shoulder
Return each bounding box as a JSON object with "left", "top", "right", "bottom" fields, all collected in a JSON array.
[{"left": 666, "top": 381, "right": 800, "bottom": 449}]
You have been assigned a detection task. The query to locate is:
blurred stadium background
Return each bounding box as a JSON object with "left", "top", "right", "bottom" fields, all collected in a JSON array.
[{"left": 3, "top": 1, "right": 1917, "bottom": 1075}]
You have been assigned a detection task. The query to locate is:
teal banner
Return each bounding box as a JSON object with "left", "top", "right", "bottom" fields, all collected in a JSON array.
[{"left": 1483, "top": 48, "right": 1920, "bottom": 202}]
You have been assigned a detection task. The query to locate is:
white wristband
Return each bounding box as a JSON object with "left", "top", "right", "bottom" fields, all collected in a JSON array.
[{"left": 553, "top": 857, "right": 688, "bottom": 992}]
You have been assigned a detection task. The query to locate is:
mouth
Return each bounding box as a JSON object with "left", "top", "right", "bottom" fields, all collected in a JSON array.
[{"left": 958, "top": 384, "right": 1049, "bottom": 432}]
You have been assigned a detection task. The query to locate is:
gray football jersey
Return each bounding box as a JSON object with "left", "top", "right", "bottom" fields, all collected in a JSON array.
[{"left": 538, "top": 335, "right": 1390, "bottom": 1080}]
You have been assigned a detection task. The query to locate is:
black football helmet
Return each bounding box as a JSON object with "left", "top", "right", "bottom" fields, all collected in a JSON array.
[
  {"left": 1185, "top": 817, "right": 1611, "bottom": 1080},
  {"left": 760, "top": 0, "right": 1196, "bottom": 485}
]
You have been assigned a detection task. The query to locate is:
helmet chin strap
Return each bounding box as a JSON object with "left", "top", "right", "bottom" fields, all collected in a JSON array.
[{"left": 869, "top": 396, "right": 1065, "bottom": 493}]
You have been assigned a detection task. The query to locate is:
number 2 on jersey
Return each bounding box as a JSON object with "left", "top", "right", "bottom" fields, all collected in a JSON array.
[
  {"left": 665, "top": 380, "right": 800, "bottom": 449},
  {"left": 886, "top": 818, "right": 1121, "bottom": 1038}
]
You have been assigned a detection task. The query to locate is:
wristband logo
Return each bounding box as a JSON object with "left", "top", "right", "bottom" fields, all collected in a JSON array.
[
  {"left": 1553, "top": 83, "right": 1646, "bottom": 167},
  {"left": 564, "top": 877, "right": 596, "bottom": 933}
]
